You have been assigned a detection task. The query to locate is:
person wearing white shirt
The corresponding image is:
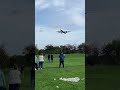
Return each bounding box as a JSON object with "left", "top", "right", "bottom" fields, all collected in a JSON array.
[
  {"left": 39, "top": 53, "right": 44, "bottom": 70},
  {"left": 9, "top": 64, "right": 21, "bottom": 90}
]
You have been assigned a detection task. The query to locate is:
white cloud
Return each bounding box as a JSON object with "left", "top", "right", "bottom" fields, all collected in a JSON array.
[
  {"left": 35, "top": 0, "right": 65, "bottom": 11},
  {"left": 65, "top": 7, "right": 85, "bottom": 26},
  {"left": 35, "top": 0, "right": 85, "bottom": 49},
  {"left": 35, "top": 0, "right": 50, "bottom": 10},
  {"left": 35, "top": 0, "right": 85, "bottom": 26},
  {"left": 52, "top": 0, "right": 65, "bottom": 7}
]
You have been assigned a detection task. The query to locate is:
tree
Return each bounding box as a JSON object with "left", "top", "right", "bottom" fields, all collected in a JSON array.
[
  {"left": 40, "top": 44, "right": 85, "bottom": 54},
  {"left": 54, "top": 46, "right": 60, "bottom": 54},
  {"left": 23, "top": 44, "right": 35, "bottom": 66},
  {"left": 100, "top": 39, "right": 120, "bottom": 64},
  {"left": 102, "top": 43, "right": 113, "bottom": 56},
  {"left": 35, "top": 45, "right": 39, "bottom": 55},
  {"left": 0, "top": 45, "right": 9, "bottom": 68},
  {"left": 78, "top": 43, "right": 85, "bottom": 53},
  {"left": 84, "top": 45, "right": 92, "bottom": 55},
  {"left": 45, "top": 45, "right": 55, "bottom": 54}
]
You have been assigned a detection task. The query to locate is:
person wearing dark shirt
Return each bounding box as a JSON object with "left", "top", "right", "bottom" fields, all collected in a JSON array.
[
  {"left": 59, "top": 52, "right": 65, "bottom": 68},
  {"left": 30, "top": 66, "right": 35, "bottom": 86},
  {"left": 20, "top": 65, "right": 24, "bottom": 73},
  {"left": 20, "top": 65, "right": 24, "bottom": 78},
  {"left": 48, "top": 54, "right": 50, "bottom": 63},
  {"left": 51, "top": 54, "right": 53, "bottom": 62}
]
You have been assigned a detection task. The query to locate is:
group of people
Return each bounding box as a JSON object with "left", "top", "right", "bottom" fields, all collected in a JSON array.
[
  {"left": 35, "top": 53, "right": 44, "bottom": 70},
  {"left": 35, "top": 52, "right": 65, "bottom": 70},
  {"left": 0, "top": 63, "right": 35, "bottom": 90},
  {"left": 47, "top": 54, "right": 53, "bottom": 63}
]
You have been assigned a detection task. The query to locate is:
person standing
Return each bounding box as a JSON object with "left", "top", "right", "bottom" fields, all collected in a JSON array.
[
  {"left": 0, "top": 66, "right": 6, "bottom": 90},
  {"left": 30, "top": 66, "right": 35, "bottom": 86},
  {"left": 51, "top": 54, "right": 53, "bottom": 62},
  {"left": 39, "top": 53, "right": 44, "bottom": 70},
  {"left": 59, "top": 52, "right": 65, "bottom": 68},
  {"left": 35, "top": 55, "right": 38, "bottom": 70},
  {"left": 9, "top": 64, "right": 21, "bottom": 90},
  {"left": 20, "top": 64, "right": 24, "bottom": 78},
  {"left": 48, "top": 54, "right": 50, "bottom": 63}
]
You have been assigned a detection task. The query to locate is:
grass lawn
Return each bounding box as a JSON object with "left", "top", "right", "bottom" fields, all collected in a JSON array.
[
  {"left": 86, "top": 65, "right": 120, "bottom": 90},
  {"left": 35, "top": 54, "right": 85, "bottom": 90}
]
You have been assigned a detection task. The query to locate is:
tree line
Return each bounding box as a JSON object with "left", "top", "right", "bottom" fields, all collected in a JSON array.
[
  {"left": 0, "top": 44, "right": 35, "bottom": 68},
  {"left": 85, "top": 39, "right": 120, "bottom": 65},
  {"left": 1, "top": 39, "right": 120, "bottom": 68},
  {"left": 35, "top": 43, "right": 85, "bottom": 55}
]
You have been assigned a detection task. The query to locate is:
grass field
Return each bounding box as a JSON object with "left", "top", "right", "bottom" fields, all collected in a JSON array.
[
  {"left": 35, "top": 54, "right": 85, "bottom": 90},
  {"left": 86, "top": 65, "right": 120, "bottom": 90}
]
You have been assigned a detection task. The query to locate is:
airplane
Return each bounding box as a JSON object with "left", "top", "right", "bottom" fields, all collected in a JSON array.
[{"left": 57, "top": 29, "right": 71, "bottom": 34}]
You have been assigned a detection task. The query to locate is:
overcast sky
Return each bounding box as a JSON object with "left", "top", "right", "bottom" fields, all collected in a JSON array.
[
  {"left": 35, "top": 0, "right": 85, "bottom": 49},
  {"left": 0, "top": 0, "right": 34, "bottom": 55},
  {"left": 1, "top": 0, "right": 119, "bottom": 55},
  {"left": 86, "top": 0, "right": 120, "bottom": 48}
]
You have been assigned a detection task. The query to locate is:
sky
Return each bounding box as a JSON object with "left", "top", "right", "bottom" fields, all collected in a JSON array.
[
  {"left": 35, "top": 0, "right": 85, "bottom": 49},
  {"left": 0, "top": 0, "right": 34, "bottom": 55},
  {"left": 86, "top": 0, "right": 120, "bottom": 48},
  {"left": 0, "top": 0, "right": 119, "bottom": 55}
]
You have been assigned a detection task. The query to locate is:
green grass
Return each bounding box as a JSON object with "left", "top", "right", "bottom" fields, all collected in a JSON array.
[
  {"left": 86, "top": 65, "right": 120, "bottom": 90},
  {"left": 35, "top": 54, "right": 85, "bottom": 90}
]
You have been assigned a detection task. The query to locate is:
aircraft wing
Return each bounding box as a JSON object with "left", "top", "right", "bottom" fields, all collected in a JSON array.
[
  {"left": 57, "top": 31, "right": 61, "bottom": 33},
  {"left": 66, "top": 31, "right": 71, "bottom": 32}
]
